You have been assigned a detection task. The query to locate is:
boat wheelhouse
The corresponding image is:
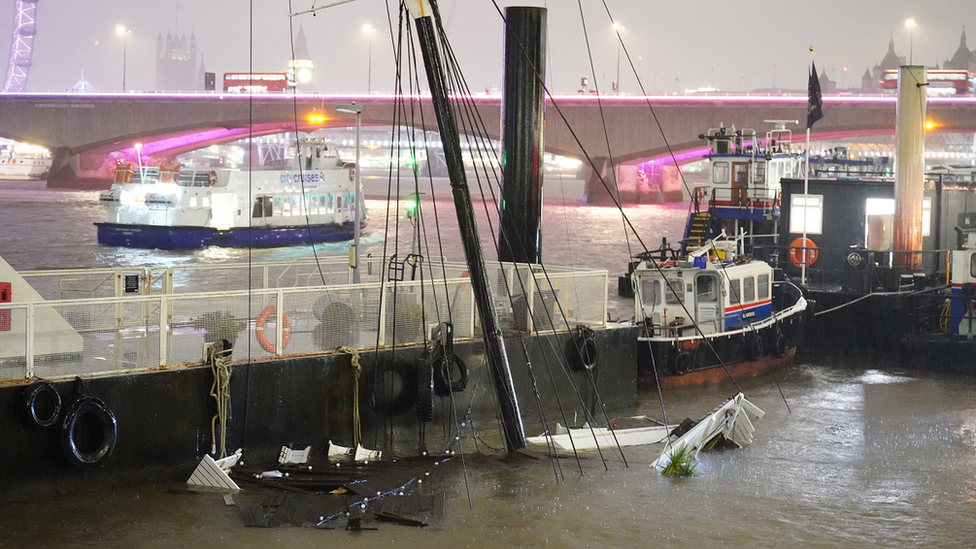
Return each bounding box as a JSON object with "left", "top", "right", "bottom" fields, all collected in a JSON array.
[
  {"left": 97, "top": 138, "right": 361, "bottom": 249},
  {"left": 632, "top": 236, "right": 807, "bottom": 388}
]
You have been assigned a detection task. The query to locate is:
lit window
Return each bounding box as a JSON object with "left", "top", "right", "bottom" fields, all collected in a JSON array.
[
  {"left": 758, "top": 274, "right": 769, "bottom": 300},
  {"left": 713, "top": 161, "right": 729, "bottom": 185},
  {"left": 789, "top": 194, "right": 823, "bottom": 234},
  {"left": 922, "top": 197, "right": 931, "bottom": 237},
  {"left": 189, "top": 197, "right": 198, "bottom": 208}
]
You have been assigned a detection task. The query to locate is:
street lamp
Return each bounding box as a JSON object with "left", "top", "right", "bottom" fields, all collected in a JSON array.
[
  {"left": 905, "top": 18, "right": 917, "bottom": 64},
  {"left": 362, "top": 24, "right": 375, "bottom": 93},
  {"left": 116, "top": 25, "right": 130, "bottom": 92},
  {"left": 336, "top": 102, "right": 363, "bottom": 283},
  {"left": 612, "top": 22, "right": 623, "bottom": 94}
]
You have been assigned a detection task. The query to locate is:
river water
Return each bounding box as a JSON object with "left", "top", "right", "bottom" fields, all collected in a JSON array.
[{"left": 2, "top": 180, "right": 976, "bottom": 548}]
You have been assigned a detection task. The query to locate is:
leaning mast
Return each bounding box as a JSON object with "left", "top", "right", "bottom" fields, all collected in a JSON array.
[{"left": 404, "top": 0, "right": 526, "bottom": 451}]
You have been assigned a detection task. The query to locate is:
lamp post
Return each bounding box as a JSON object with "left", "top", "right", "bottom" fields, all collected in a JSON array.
[
  {"left": 905, "top": 18, "right": 917, "bottom": 64},
  {"left": 613, "top": 22, "right": 623, "bottom": 93},
  {"left": 336, "top": 102, "right": 363, "bottom": 283},
  {"left": 362, "top": 24, "right": 375, "bottom": 93},
  {"left": 116, "top": 25, "right": 130, "bottom": 92}
]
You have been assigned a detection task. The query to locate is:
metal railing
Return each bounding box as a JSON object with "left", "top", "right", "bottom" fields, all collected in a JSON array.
[{"left": 2, "top": 260, "right": 608, "bottom": 383}]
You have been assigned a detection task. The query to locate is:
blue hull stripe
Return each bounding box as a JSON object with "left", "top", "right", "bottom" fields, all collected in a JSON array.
[
  {"left": 724, "top": 302, "right": 773, "bottom": 328},
  {"left": 96, "top": 222, "right": 357, "bottom": 249}
]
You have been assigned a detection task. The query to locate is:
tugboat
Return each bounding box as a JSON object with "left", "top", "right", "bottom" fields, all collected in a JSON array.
[{"left": 96, "top": 138, "right": 361, "bottom": 249}]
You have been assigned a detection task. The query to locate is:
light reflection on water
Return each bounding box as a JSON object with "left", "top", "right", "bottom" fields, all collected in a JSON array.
[{"left": 4, "top": 182, "right": 976, "bottom": 546}]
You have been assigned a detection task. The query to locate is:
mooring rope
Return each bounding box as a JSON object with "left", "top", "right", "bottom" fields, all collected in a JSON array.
[
  {"left": 337, "top": 346, "right": 363, "bottom": 447},
  {"left": 209, "top": 343, "right": 233, "bottom": 459}
]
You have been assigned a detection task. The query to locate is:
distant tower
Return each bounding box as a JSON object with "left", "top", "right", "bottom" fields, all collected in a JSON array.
[
  {"left": 288, "top": 25, "right": 314, "bottom": 91},
  {"left": 947, "top": 28, "right": 975, "bottom": 71},
  {"left": 155, "top": 29, "right": 198, "bottom": 91},
  {"left": 3, "top": 0, "right": 39, "bottom": 93}
]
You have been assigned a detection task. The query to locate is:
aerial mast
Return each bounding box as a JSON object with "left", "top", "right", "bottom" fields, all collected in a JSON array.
[{"left": 3, "top": 0, "right": 39, "bottom": 93}]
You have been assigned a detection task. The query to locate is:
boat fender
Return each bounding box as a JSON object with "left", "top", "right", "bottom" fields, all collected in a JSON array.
[
  {"left": 673, "top": 351, "right": 693, "bottom": 375},
  {"left": 567, "top": 326, "right": 599, "bottom": 372},
  {"left": 23, "top": 381, "right": 61, "bottom": 429},
  {"left": 60, "top": 396, "right": 118, "bottom": 470},
  {"left": 255, "top": 306, "right": 291, "bottom": 353},
  {"left": 745, "top": 334, "right": 764, "bottom": 361},
  {"left": 433, "top": 354, "right": 468, "bottom": 396},
  {"left": 772, "top": 333, "right": 789, "bottom": 359},
  {"left": 418, "top": 360, "right": 434, "bottom": 423},
  {"left": 371, "top": 361, "right": 418, "bottom": 418}
]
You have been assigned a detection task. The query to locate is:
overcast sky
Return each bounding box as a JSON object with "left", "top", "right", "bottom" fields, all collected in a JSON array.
[{"left": 4, "top": 0, "right": 975, "bottom": 94}]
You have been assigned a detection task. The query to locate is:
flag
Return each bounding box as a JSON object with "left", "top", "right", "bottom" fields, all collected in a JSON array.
[{"left": 807, "top": 60, "right": 824, "bottom": 129}]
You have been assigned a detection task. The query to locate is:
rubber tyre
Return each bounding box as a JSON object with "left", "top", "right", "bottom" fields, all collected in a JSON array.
[
  {"left": 60, "top": 396, "right": 118, "bottom": 470},
  {"left": 673, "top": 351, "right": 693, "bottom": 375},
  {"left": 567, "top": 333, "right": 599, "bottom": 372},
  {"left": 24, "top": 381, "right": 61, "bottom": 429},
  {"left": 772, "top": 333, "right": 789, "bottom": 358},
  {"left": 370, "top": 361, "right": 418, "bottom": 418},
  {"left": 745, "top": 335, "right": 764, "bottom": 362},
  {"left": 433, "top": 355, "right": 468, "bottom": 396}
]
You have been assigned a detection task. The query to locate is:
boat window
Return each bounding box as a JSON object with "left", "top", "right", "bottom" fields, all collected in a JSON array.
[
  {"left": 664, "top": 278, "right": 684, "bottom": 304},
  {"left": 789, "top": 194, "right": 823, "bottom": 235},
  {"left": 325, "top": 193, "right": 335, "bottom": 214},
  {"left": 865, "top": 197, "right": 894, "bottom": 250},
  {"left": 922, "top": 197, "right": 931, "bottom": 237},
  {"left": 336, "top": 194, "right": 344, "bottom": 211},
  {"left": 273, "top": 196, "right": 282, "bottom": 216},
  {"left": 733, "top": 163, "right": 749, "bottom": 185},
  {"left": 728, "top": 278, "right": 741, "bottom": 304},
  {"left": 640, "top": 279, "right": 660, "bottom": 306},
  {"left": 189, "top": 197, "right": 198, "bottom": 208},
  {"left": 696, "top": 275, "right": 717, "bottom": 302},
  {"left": 712, "top": 161, "right": 729, "bottom": 185},
  {"left": 203, "top": 197, "right": 211, "bottom": 208},
  {"left": 758, "top": 274, "right": 769, "bottom": 300},
  {"left": 970, "top": 254, "right": 976, "bottom": 278},
  {"left": 743, "top": 276, "right": 755, "bottom": 302},
  {"left": 264, "top": 197, "right": 273, "bottom": 217},
  {"left": 252, "top": 197, "right": 265, "bottom": 218}
]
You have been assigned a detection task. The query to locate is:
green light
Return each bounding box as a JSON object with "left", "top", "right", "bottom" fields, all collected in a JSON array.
[{"left": 405, "top": 193, "right": 419, "bottom": 219}]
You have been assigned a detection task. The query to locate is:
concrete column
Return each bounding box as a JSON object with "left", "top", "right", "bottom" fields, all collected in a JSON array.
[{"left": 893, "top": 65, "right": 927, "bottom": 268}]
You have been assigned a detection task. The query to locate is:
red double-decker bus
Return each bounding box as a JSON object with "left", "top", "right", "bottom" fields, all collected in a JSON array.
[{"left": 222, "top": 72, "right": 296, "bottom": 93}]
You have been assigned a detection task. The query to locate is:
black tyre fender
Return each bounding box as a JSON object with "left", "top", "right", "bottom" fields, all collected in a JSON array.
[
  {"left": 370, "top": 361, "right": 418, "bottom": 418},
  {"left": 673, "top": 351, "right": 693, "bottom": 375},
  {"left": 772, "top": 332, "right": 789, "bottom": 358},
  {"left": 433, "top": 354, "right": 468, "bottom": 396},
  {"left": 566, "top": 327, "right": 599, "bottom": 372},
  {"left": 745, "top": 334, "right": 764, "bottom": 361},
  {"left": 23, "top": 381, "right": 61, "bottom": 429},
  {"left": 60, "top": 396, "right": 118, "bottom": 470}
]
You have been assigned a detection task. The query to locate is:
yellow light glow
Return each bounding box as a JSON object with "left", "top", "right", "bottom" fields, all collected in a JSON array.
[
  {"left": 925, "top": 120, "right": 937, "bottom": 130},
  {"left": 306, "top": 113, "right": 327, "bottom": 124}
]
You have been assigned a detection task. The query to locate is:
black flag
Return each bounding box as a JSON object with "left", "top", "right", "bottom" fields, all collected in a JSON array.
[{"left": 807, "top": 60, "right": 824, "bottom": 129}]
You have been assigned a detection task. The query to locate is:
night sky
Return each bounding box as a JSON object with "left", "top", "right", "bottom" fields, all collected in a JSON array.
[{"left": 3, "top": 0, "right": 975, "bottom": 94}]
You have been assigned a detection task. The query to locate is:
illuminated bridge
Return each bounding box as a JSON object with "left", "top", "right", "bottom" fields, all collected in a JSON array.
[{"left": 1, "top": 92, "right": 975, "bottom": 191}]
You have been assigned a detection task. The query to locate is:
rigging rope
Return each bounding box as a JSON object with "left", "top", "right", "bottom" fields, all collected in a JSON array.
[
  {"left": 337, "top": 346, "right": 363, "bottom": 446},
  {"left": 209, "top": 344, "right": 234, "bottom": 459}
]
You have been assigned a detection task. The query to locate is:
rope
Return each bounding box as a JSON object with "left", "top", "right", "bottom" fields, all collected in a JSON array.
[
  {"left": 209, "top": 344, "right": 233, "bottom": 459},
  {"left": 337, "top": 346, "right": 362, "bottom": 447}
]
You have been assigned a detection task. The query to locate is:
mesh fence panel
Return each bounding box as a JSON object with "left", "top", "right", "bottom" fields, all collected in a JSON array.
[
  {"left": 0, "top": 304, "right": 27, "bottom": 381},
  {"left": 21, "top": 270, "right": 122, "bottom": 300}
]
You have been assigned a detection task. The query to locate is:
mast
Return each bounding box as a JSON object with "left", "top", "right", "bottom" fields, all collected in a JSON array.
[{"left": 404, "top": 0, "right": 526, "bottom": 451}]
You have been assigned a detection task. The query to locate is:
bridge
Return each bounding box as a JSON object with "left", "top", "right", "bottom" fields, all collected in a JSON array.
[{"left": 1, "top": 92, "right": 975, "bottom": 193}]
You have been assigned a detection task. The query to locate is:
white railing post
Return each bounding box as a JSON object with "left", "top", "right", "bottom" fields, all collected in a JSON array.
[
  {"left": 158, "top": 295, "right": 169, "bottom": 367},
  {"left": 602, "top": 272, "right": 608, "bottom": 327},
  {"left": 25, "top": 303, "right": 35, "bottom": 379},
  {"left": 276, "top": 289, "right": 285, "bottom": 355}
]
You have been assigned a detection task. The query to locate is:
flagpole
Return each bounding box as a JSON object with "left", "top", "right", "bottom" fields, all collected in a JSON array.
[{"left": 802, "top": 45, "right": 815, "bottom": 286}]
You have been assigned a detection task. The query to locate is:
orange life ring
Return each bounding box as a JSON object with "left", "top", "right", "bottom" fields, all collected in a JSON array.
[
  {"left": 255, "top": 305, "right": 291, "bottom": 353},
  {"left": 209, "top": 170, "right": 218, "bottom": 186},
  {"left": 349, "top": 168, "right": 356, "bottom": 181},
  {"left": 788, "top": 237, "right": 819, "bottom": 268}
]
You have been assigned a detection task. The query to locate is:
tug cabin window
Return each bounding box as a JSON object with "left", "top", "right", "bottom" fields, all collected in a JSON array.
[{"left": 789, "top": 194, "right": 823, "bottom": 234}]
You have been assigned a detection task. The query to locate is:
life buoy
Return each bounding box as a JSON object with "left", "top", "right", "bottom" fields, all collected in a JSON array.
[
  {"left": 433, "top": 354, "right": 468, "bottom": 396},
  {"left": 673, "top": 351, "right": 693, "bottom": 375},
  {"left": 23, "top": 381, "right": 61, "bottom": 429},
  {"left": 566, "top": 327, "right": 599, "bottom": 371},
  {"left": 788, "top": 237, "right": 819, "bottom": 268},
  {"left": 745, "top": 334, "right": 764, "bottom": 361},
  {"left": 255, "top": 305, "right": 291, "bottom": 353},
  {"left": 349, "top": 168, "right": 356, "bottom": 181},
  {"left": 208, "top": 170, "right": 218, "bottom": 186},
  {"left": 772, "top": 332, "right": 789, "bottom": 358},
  {"left": 370, "top": 361, "right": 418, "bottom": 418},
  {"left": 60, "top": 396, "right": 118, "bottom": 470}
]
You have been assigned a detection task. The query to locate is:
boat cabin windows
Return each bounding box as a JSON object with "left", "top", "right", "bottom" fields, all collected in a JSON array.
[
  {"left": 712, "top": 161, "right": 729, "bottom": 185},
  {"left": 971, "top": 253, "right": 976, "bottom": 278},
  {"left": 664, "top": 278, "right": 684, "bottom": 304},
  {"left": 729, "top": 278, "right": 741, "bottom": 303},
  {"left": 732, "top": 162, "right": 750, "bottom": 206},
  {"left": 696, "top": 275, "right": 718, "bottom": 302},
  {"left": 789, "top": 194, "right": 823, "bottom": 234},
  {"left": 758, "top": 274, "right": 769, "bottom": 300},
  {"left": 743, "top": 277, "right": 755, "bottom": 302},
  {"left": 640, "top": 279, "right": 661, "bottom": 306}
]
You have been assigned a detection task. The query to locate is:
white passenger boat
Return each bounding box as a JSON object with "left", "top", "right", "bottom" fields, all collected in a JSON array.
[
  {"left": 0, "top": 146, "right": 52, "bottom": 181},
  {"left": 96, "top": 138, "right": 362, "bottom": 249}
]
